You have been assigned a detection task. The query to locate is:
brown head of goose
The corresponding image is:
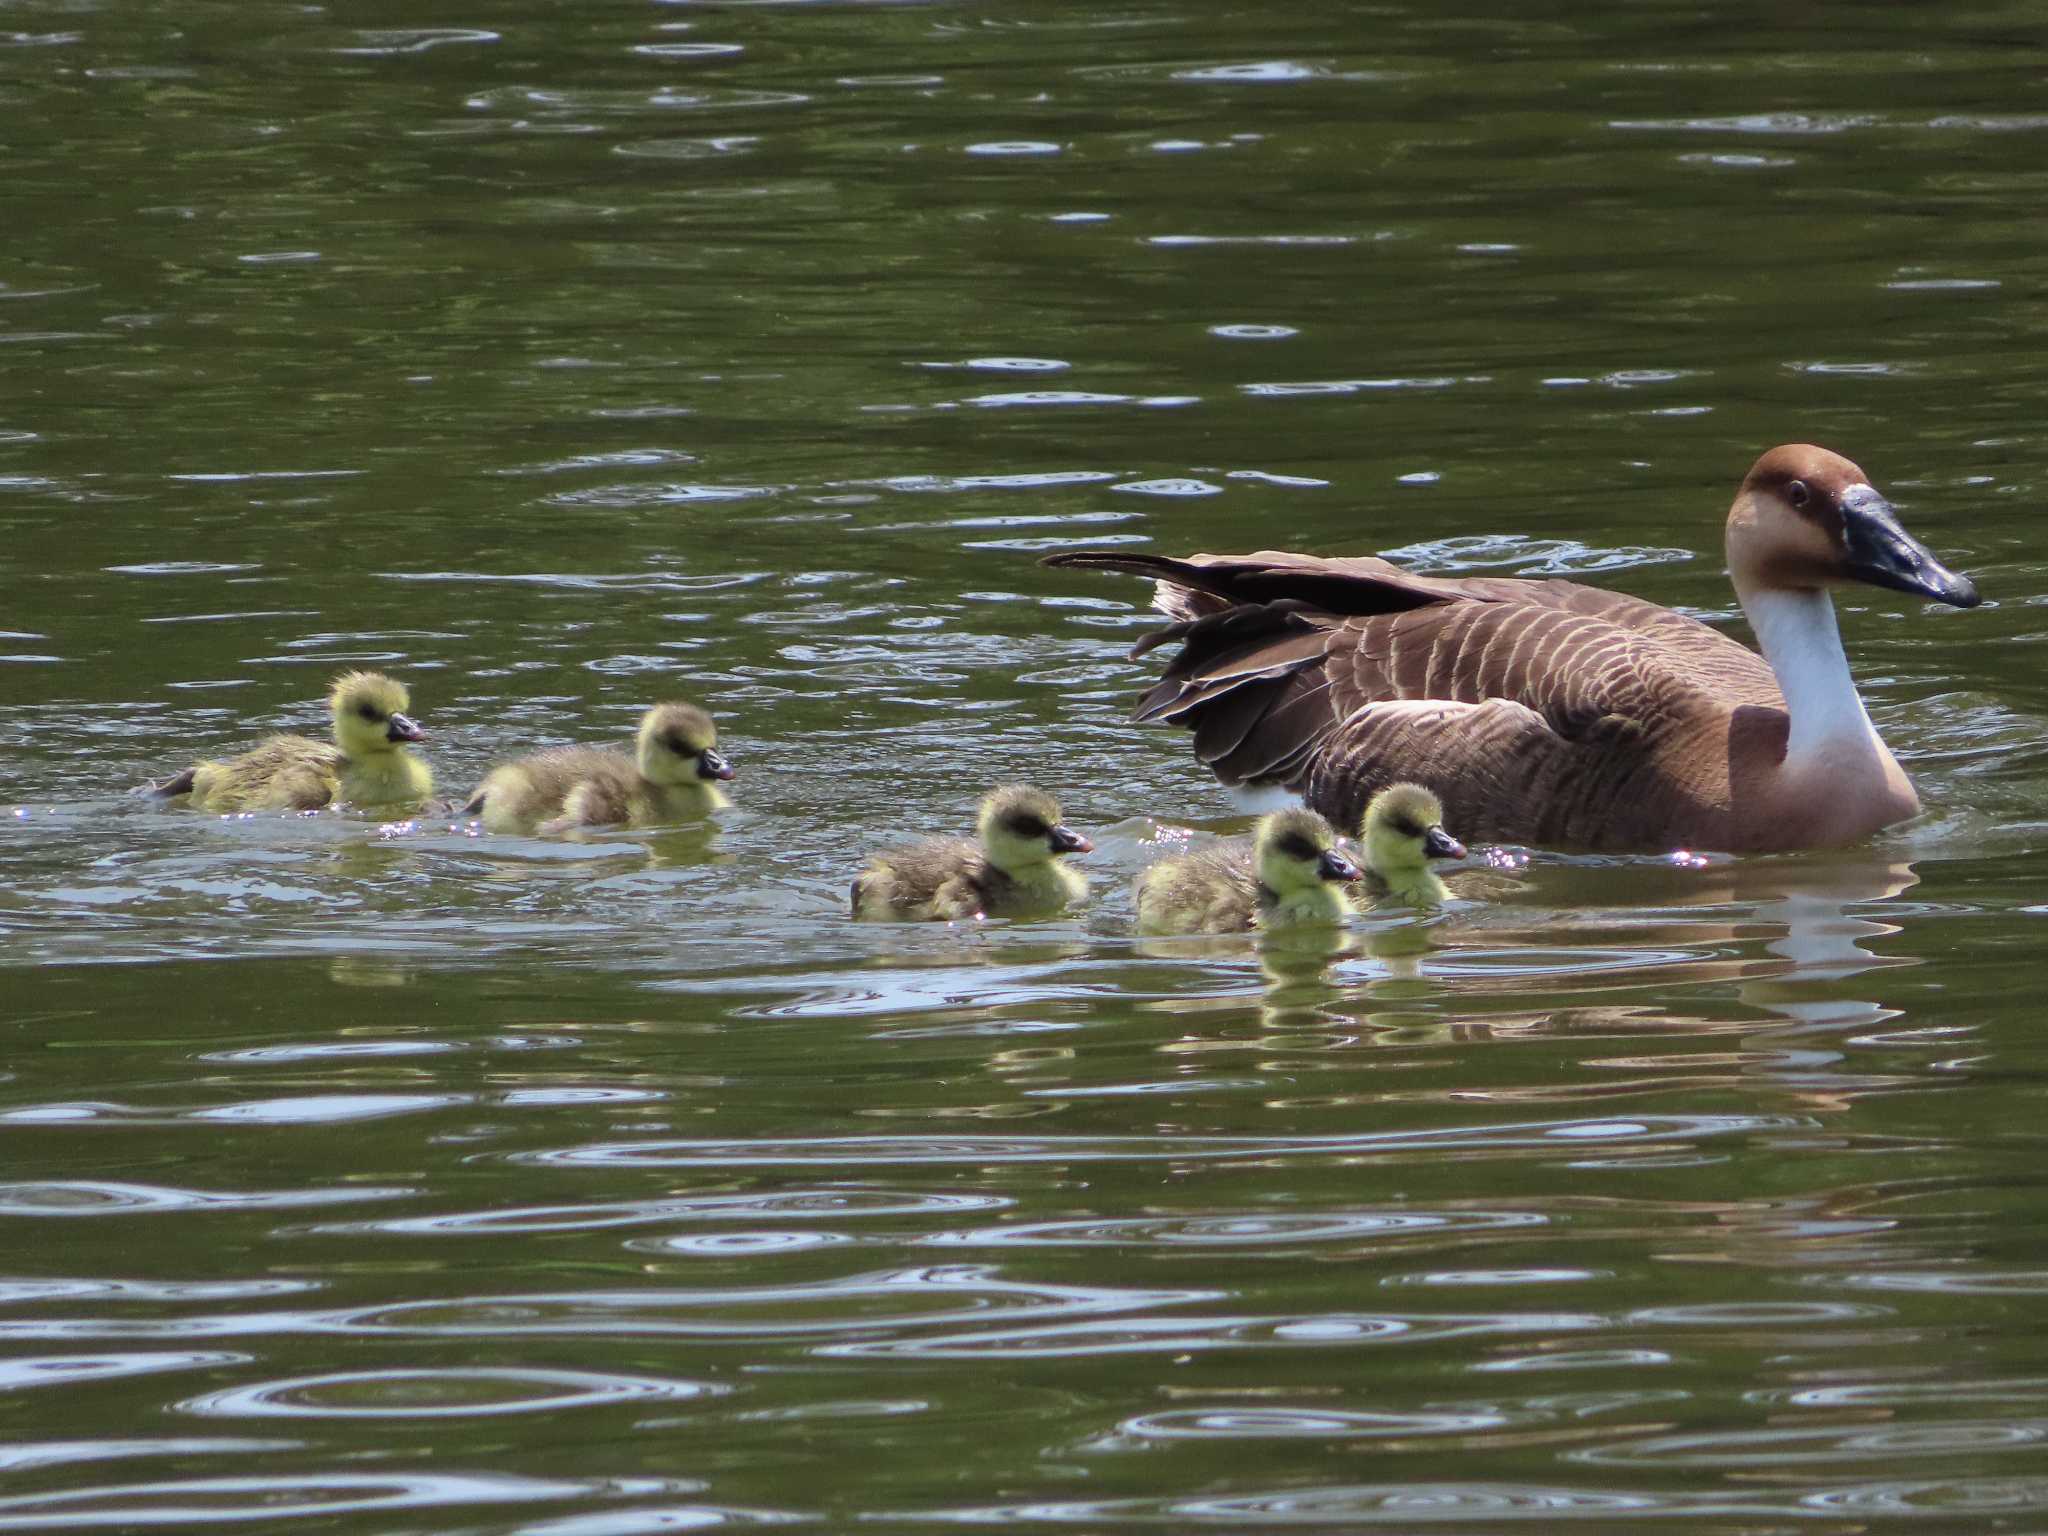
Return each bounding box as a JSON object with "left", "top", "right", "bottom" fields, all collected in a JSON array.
[{"left": 1046, "top": 445, "right": 1980, "bottom": 853}]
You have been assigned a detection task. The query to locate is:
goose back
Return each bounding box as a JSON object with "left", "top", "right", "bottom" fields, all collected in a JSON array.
[{"left": 1048, "top": 550, "right": 1792, "bottom": 851}]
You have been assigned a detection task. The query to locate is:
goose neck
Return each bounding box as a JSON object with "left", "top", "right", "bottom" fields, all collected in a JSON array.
[{"left": 1738, "top": 584, "right": 1880, "bottom": 762}]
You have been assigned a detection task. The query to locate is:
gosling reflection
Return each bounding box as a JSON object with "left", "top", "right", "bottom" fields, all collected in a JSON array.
[{"left": 1134, "top": 906, "right": 1457, "bottom": 1045}]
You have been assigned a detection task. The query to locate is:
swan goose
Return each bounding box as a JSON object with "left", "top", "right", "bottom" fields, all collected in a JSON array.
[
  {"left": 1047, "top": 445, "right": 1980, "bottom": 853},
  {"left": 150, "top": 670, "right": 431, "bottom": 812},
  {"left": 852, "top": 785, "right": 1093, "bottom": 921},
  {"left": 1136, "top": 807, "right": 1363, "bottom": 934}
]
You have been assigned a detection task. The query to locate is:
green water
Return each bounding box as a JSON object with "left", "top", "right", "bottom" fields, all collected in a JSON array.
[{"left": 4, "top": 0, "right": 2048, "bottom": 1529}]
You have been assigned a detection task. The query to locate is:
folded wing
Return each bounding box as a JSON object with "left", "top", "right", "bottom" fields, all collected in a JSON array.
[{"left": 1045, "top": 550, "right": 1786, "bottom": 847}]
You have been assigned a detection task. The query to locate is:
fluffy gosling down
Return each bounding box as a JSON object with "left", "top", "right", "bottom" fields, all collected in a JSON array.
[
  {"left": 1136, "top": 808, "right": 1363, "bottom": 935},
  {"left": 1358, "top": 783, "right": 1466, "bottom": 905},
  {"left": 463, "top": 702, "right": 735, "bottom": 835},
  {"left": 852, "top": 785, "right": 1092, "bottom": 922},
  {"left": 151, "top": 671, "right": 432, "bottom": 813}
]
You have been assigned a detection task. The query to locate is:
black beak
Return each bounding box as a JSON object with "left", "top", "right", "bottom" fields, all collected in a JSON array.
[
  {"left": 386, "top": 712, "right": 425, "bottom": 744},
  {"left": 696, "top": 748, "right": 735, "bottom": 782},
  {"left": 1840, "top": 483, "right": 1981, "bottom": 608},
  {"left": 1423, "top": 825, "right": 1466, "bottom": 861},
  {"left": 1317, "top": 847, "right": 1363, "bottom": 884},
  {"left": 1048, "top": 824, "right": 1093, "bottom": 855}
]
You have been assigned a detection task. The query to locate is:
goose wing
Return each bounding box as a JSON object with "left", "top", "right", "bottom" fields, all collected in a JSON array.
[{"left": 1047, "top": 550, "right": 1786, "bottom": 848}]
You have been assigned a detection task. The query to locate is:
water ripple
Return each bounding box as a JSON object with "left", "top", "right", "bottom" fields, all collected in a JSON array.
[
  {"left": 821, "top": 1308, "right": 1599, "bottom": 1361},
  {"left": 513, "top": 1505, "right": 808, "bottom": 1534},
  {"left": 1573, "top": 1417, "right": 2048, "bottom": 1467},
  {"left": 1379, "top": 534, "right": 1695, "bottom": 576},
  {"left": 515, "top": 1115, "right": 1802, "bottom": 1169},
  {"left": 0, "top": 1181, "right": 411, "bottom": 1216},
  {"left": 1820, "top": 1268, "right": 2048, "bottom": 1295},
  {"left": 1113, "top": 1405, "right": 1522, "bottom": 1440},
  {"left": 1751, "top": 1377, "right": 2048, "bottom": 1409},
  {"left": 327, "top": 1267, "right": 1207, "bottom": 1340},
  {"left": 0, "top": 1472, "right": 678, "bottom": 1528},
  {"left": 895, "top": 1483, "right": 1659, "bottom": 1523},
  {"left": 320, "top": 1189, "right": 1006, "bottom": 1237},
  {"left": 0, "top": 1351, "right": 249, "bottom": 1392},
  {"left": 177, "top": 1367, "right": 720, "bottom": 1420},
  {"left": 920, "top": 1210, "right": 1544, "bottom": 1249},
  {"left": 0, "top": 1277, "right": 318, "bottom": 1304},
  {"left": 187, "top": 1093, "right": 465, "bottom": 1125},
  {"left": 0, "top": 1439, "right": 291, "bottom": 1474}
]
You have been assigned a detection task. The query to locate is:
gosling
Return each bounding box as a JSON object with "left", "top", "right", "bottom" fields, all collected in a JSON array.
[
  {"left": 1357, "top": 782, "right": 1466, "bottom": 906},
  {"left": 150, "top": 670, "right": 432, "bottom": 812},
  {"left": 852, "top": 785, "right": 1092, "bottom": 922},
  {"left": 1136, "top": 808, "right": 1363, "bottom": 934},
  {"left": 462, "top": 701, "right": 734, "bottom": 835}
]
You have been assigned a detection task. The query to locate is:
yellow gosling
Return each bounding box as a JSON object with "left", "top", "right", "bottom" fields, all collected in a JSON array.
[
  {"left": 1136, "top": 808, "right": 1362, "bottom": 934},
  {"left": 152, "top": 671, "right": 432, "bottom": 813},
  {"left": 852, "top": 785, "right": 1092, "bottom": 922},
  {"left": 1358, "top": 783, "right": 1466, "bottom": 906},
  {"left": 463, "top": 701, "right": 733, "bottom": 835}
]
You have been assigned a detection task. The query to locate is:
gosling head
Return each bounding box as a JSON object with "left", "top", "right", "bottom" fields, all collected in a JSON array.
[
  {"left": 977, "top": 784, "right": 1092, "bottom": 873},
  {"left": 1361, "top": 783, "right": 1465, "bottom": 875},
  {"left": 635, "top": 702, "right": 734, "bottom": 787},
  {"left": 328, "top": 671, "right": 424, "bottom": 758},
  {"left": 1255, "top": 808, "right": 1362, "bottom": 895}
]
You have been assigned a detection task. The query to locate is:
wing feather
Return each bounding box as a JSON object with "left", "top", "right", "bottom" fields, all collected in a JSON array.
[{"left": 1049, "top": 547, "right": 1787, "bottom": 849}]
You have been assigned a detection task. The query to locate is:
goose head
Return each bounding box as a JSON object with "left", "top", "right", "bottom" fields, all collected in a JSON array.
[
  {"left": 1255, "top": 808, "right": 1362, "bottom": 895},
  {"left": 1361, "top": 783, "right": 1465, "bottom": 881},
  {"left": 329, "top": 671, "right": 424, "bottom": 758},
  {"left": 977, "top": 785, "right": 1092, "bottom": 873},
  {"left": 1725, "top": 444, "right": 1980, "bottom": 608},
  {"left": 636, "top": 702, "right": 734, "bottom": 787}
]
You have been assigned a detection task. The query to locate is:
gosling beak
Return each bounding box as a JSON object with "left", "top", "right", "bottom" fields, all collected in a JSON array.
[
  {"left": 696, "top": 748, "right": 736, "bottom": 782},
  {"left": 386, "top": 712, "right": 426, "bottom": 744},
  {"left": 1047, "top": 824, "right": 1093, "bottom": 856},
  {"left": 1317, "top": 847, "right": 1364, "bottom": 884},
  {"left": 1840, "top": 483, "right": 1981, "bottom": 608},
  {"left": 1422, "top": 825, "right": 1466, "bottom": 861}
]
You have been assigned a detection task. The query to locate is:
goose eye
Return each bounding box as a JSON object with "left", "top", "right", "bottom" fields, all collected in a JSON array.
[
  {"left": 357, "top": 704, "right": 380, "bottom": 722},
  {"left": 1787, "top": 479, "right": 1810, "bottom": 509},
  {"left": 1007, "top": 816, "right": 1047, "bottom": 838}
]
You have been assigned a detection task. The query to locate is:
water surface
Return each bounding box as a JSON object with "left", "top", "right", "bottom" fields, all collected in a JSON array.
[{"left": 3, "top": 0, "right": 2047, "bottom": 1530}]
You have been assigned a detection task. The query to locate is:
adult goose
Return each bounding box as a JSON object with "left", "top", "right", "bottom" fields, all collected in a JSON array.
[{"left": 1046, "top": 445, "right": 1980, "bottom": 853}]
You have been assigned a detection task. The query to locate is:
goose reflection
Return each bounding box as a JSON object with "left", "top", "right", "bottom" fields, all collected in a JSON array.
[{"left": 1331, "top": 853, "right": 1922, "bottom": 1064}]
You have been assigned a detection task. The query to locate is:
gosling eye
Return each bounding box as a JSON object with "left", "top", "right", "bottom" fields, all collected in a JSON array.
[
  {"left": 1787, "top": 479, "right": 1810, "bottom": 510},
  {"left": 1277, "top": 835, "right": 1319, "bottom": 861},
  {"left": 1006, "top": 815, "right": 1048, "bottom": 838},
  {"left": 356, "top": 704, "right": 381, "bottom": 722},
  {"left": 1388, "top": 816, "right": 1423, "bottom": 839},
  {"left": 664, "top": 734, "right": 689, "bottom": 754}
]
